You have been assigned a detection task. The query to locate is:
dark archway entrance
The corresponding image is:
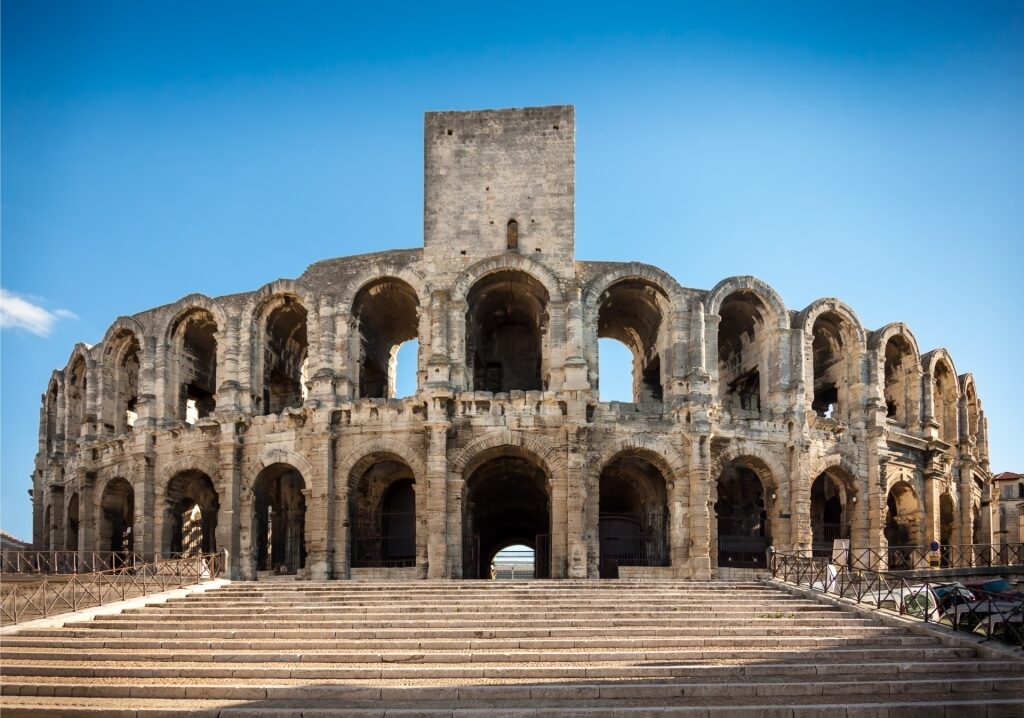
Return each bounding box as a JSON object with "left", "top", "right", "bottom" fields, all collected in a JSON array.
[
  {"left": 714, "top": 463, "right": 770, "bottom": 568},
  {"left": 350, "top": 458, "right": 417, "bottom": 568},
  {"left": 598, "top": 454, "right": 669, "bottom": 578},
  {"left": 884, "top": 481, "right": 919, "bottom": 569},
  {"left": 463, "top": 452, "right": 550, "bottom": 579},
  {"left": 810, "top": 470, "right": 853, "bottom": 558},
  {"left": 99, "top": 478, "right": 134, "bottom": 553},
  {"left": 164, "top": 470, "right": 218, "bottom": 556},
  {"left": 252, "top": 464, "right": 307, "bottom": 574}
]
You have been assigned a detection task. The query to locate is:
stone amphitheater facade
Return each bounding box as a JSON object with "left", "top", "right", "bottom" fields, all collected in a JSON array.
[{"left": 30, "top": 105, "right": 993, "bottom": 581}]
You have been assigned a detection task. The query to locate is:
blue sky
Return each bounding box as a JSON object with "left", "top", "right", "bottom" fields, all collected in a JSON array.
[{"left": 2, "top": 2, "right": 1022, "bottom": 541}]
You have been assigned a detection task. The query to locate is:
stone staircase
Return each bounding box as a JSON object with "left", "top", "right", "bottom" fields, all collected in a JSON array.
[{"left": 1, "top": 580, "right": 1022, "bottom": 716}]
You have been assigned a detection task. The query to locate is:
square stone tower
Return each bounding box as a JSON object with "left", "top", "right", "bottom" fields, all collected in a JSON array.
[{"left": 423, "top": 105, "right": 575, "bottom": 284}]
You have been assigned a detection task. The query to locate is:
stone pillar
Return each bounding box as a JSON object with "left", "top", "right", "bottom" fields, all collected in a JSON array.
[
  {"left": 549, "top": 441, "right": 568, "bottom": 579},
  {"left": 50, "top": 485, "right": 65, "bottom": 556},
  {"left": 288, "top": 503, "right": 305, "bottom": 574},
  {"left": 79, "top": 473, "right": 97, "bottom": 557},
  {"left": 133, "top": 435, "right": 156, "bottom": 560},
  {"left": 960, "top": 460, "right": 976, "bottom": 547},
  {"left": 687, "top": 434, "right": 712, "bottom": 579},
  {"left": 307, "top": 411, "right": 332, "bottom": 579},
  {"left": 448, "top": 299, "right": 468, "bottom": 391},
  {"left": 668, "top": 473, "right": 689, "bottom": 577},
  {"left": 217, "top": 317, "right": 242, "bottom": 413},
  {"left": 331, "top": 457, "right": 350, "bottom": 580},
  {"left": 425, "top": 415, "right": 450, "bottom": 578},
  {"left": 565, "top": 425, "right": 589, "bottom": 578},
  {"left": 869, "top": 451, "right": 887, "bottom": 569},
  {"left": 216, "top": 422, "right": 242, "bottom": 578},
  {"left": 922, "top": 470, "right": 941, "bottom": 545},
  {"left": 789, "top": 441, "right": 811, "bottom": 554}
]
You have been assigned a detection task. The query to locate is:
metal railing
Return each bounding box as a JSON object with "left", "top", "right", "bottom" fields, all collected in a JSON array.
[
  {"left": 0, "top": 552, "right": 223, "bottom": 626},
  {"left": 840, "top": 543, "right": 1024, "bottom": 572},
  {"left": 770, "top": 550, "right": 1024, "bottom": 649},
  {"left": 0, "top": 551, "right": 147, "bottom": 575},
  {"left": 351, "top": 513, "right": 417, "bottom": 568}
]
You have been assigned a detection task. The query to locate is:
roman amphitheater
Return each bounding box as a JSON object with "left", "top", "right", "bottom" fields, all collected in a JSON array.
[{"left": 30, "top": 105, "right": 993, "bottom": 583}]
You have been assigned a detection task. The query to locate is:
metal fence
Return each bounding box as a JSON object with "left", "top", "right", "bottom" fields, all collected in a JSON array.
[
  {"left": 771, "top": 550, "right": 1024, "bottom": 650},
  {"left": 0, "top": 551, "right": 148, "bottom": 575},
  {"left": 599, "top": 511, "right": 668, "bottom": 577},
  {"left": 0, "top": 552, "right": 223, "bottom": 626},
  {"left": 351, "top": 512, "right": 416, "bottom": 568},
  {"left": 837, "top": 543, "right": 1024, "bottom": 572}
]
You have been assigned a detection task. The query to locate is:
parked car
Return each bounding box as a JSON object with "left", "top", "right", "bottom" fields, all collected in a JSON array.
[{"left": 961, "top": 577, "right": 1024, "bottom": 601}]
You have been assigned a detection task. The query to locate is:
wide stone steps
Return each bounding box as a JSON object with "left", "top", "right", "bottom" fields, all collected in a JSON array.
[{"left": 2, "top": 579, "right": 1021, "bottom": 717}]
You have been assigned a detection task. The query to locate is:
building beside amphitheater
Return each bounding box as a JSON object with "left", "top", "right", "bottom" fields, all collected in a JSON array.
[{"left": 30, "top": 105, "right": 994, "bottom": 580}]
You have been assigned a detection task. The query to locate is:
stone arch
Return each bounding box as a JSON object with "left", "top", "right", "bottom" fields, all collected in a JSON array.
[
  {"left": 796, "top": 298, "right": 867, "bottom": 422},
  {"left": 711, "top": 443, "right": 787, "bottom": 505},
  {"left": 451, "top": 254, "right": 564, "bottom": 306},
  {"left": 158, "top": 455, "right": 222, "bottom": 488},
  {"left": 243, "top": 283, "right": 315, "bottom": 414},
  {"left": 451, "top": 429, "right": 564, "bottom": 480},
  {"left": 99, "top": 318, "right": 145, "bottom": 435},
  {"left": 338, "top": 264, "right": 430, "bottom": 312},
  {"left": 337, "top": 437, "right": 426, "bottom": 492},
  {"left": 162, "top": 294, "right": 229, "bottom": 341},
  {"left": 870, "top": 323, "right": 922, "bottom": 428},
  {"left": 64, "top": 344, "right": 94, "bottom": 443},
  {"left": 807, "top": 454, "right": 861, "bottom": 495},
  {"left": 245, "top": 449, "right": 314, "bottom": 494},
  {"left": 584, "top": 266, "right": 683, "bottom": 404},
  {"left": 44, "top": 371, "right": 64, "bottom": 456},
  {"left": 582, "top": 262, "right": 687, "bottom": 317},
  {"left": 96, "top": 473, "right": 135, "bottom": 553},
  {"left": 347, "top": 275, "right": 422, "bottom": 399},
  {"left": 711, "top": 446, "right": 782, "bottom": 568},
  {"left": 591, "top": 435, "right": 685, "bottom": 577},
  {"left": 959, "top": 373, "right": 981, "bottom": 441},
  {"left": 806, "top": 454, "right": 861, "bottom": 555},
  {"left": 163, "top": 295, "right": 228, "bottom": 423},
  {"left": 705, "top": 275, "right": 788, "bottom": 330},
  {"left": 924, "top": 348, "right": 960, "bottom": 445}
]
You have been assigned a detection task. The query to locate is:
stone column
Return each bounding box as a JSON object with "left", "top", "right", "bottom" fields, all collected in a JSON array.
[
  {"left": 960, "top": 460, "right": 976, "bottom": 547},
  {"left": 687, "top": 434, "right": 712, "bottom": 579},
  {"left": 789, "top": 441, "right": 811, "bottom": 554},
  {"left": 307, "top": 411, "right": 332, "bottom": 580},
  {"left": 50, "top": 485, "right": 65, "bottom": 556},
  {"left": 668, "top": 473, "right": 689, "bottom": 577},
  {"left": 565, "top": 424, "right": 589, "bottom": 578},
  {"left": 132, "top": 434, "right": 156, "bottom": 560},
  {"left": 448, "top": 299, "right": 468, "bottom": 391},
  {"left": 869, "top": 450, "right": 887, "bottom": 569},
  {"left": 79, "top": 473, "right": 96, "bottom": 557},
  {"left": 216, "top": 422, "right": 242, "bottom": 578},
  {"left": 922, "top": 470, "right": 941, "bottom": 545},
  {"left": 549, "top": 442, "right": 568, "bottom": 579},
  {"left": 425, "top": 414, "right": 450, "bottom": 579}
]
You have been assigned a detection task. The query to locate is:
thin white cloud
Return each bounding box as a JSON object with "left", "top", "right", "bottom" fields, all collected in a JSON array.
[{"left": 0, "top": 288, "right": 77, "bottom": 337}]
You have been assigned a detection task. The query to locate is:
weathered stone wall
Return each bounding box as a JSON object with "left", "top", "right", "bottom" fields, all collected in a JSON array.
[{"left": 29, "top": 106, "right": 993, "bottom": 580}]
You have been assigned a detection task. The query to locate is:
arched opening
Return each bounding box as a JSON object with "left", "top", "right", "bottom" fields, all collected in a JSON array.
[
  {"left": 463, "top": 450, "right": 550, "bottom": 579},
  {"left": 810, "top": 470, "right": 852, "bottom": 557},
  {"left": 810, "top": 312, "right": 856, "bottom": 421},
  {"left": 258, "top": 298, "right": 308, "bottom": 415},
  {"left": 252, "top": 464, "right": 307, "bottom": 574},
  {"left": 883, "top": 334, "right": 917, "bottom": 427},
  {"left": 885, "top": 481, "right": 920, "bottom": 569},
  {"left": 66, "top": 357, "right": 88, "bottom": 441},
  {"left": 598, "top": 453, "right": 669, "bottom": 578},
  {"left": 717, "top": 291, "right": 769, "bottom": 417},
  {"left": 490, "top": 543, "right": 534, "bottom": 579},
  {"left": 102, "top": 330, "right": 142, "bottom": 434},
  {"left": 353, "top": 278, "right": 419, "bottom": 399},
  {"left": 596, "top": 279, "right": 669, "bottom": 406},
  {"left": 45, "top": 383, "right": 59, "bottom": 455},
  {"left": 99, "top": 478, "right": 134, "bottom": 554},
  {"left": 964, "top": 382, "right": 980, "bottom": 443},
  {"left": 466, "top": 270, "right": 549, "bottom": 393},
  {"left": 506, "top": 219, "right": 519, "bottom": 250},
  {"left": 393, "top": 338, "right": 419, "bottom": 398},
  {"left": 65, "top": 492, "right": 80, "bottom": 551},
  {"left": 933, "top": 360, "right": 958, "bottom": 446},
  {"left": 163, "top": 470, "right": 218, "bottom": 555},
  {"left": 597, "top": 338, "right": 633, "bottom": 402},
  {"left": 170, "top": 309, "right": 218, "bottom": 423},
  {"left": 714, "top": 462, "right": 770, "bottom": 568},
  {"left": 972, "top": 503, "right": 983, "bottom": 545},
  {"left": 350, "top": 458, "right": 417, "bottom": 568},
  {"left": 939, "top": 492, "right": 956, "bottom": 566}
]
